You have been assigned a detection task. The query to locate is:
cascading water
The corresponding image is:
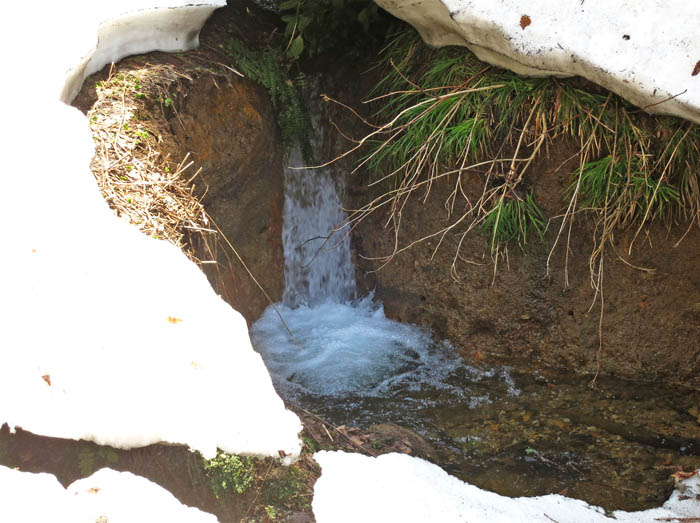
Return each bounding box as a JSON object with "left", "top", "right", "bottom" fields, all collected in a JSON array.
[
  {"left": 250, "top": 92, "right": 516, "bottom": 425},
  {"left": 280, "top": 145, "right": 356, "bottom": 308},
  {"left": 249, "top": 86, "right": 700, "bottom": 512},
  {"left": 251, "top": 137, "right": 458, "bottom": 400}
]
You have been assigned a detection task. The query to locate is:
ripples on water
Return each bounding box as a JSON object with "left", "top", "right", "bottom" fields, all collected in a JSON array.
[{"left": 251, "top": 95, "right": 700, "bottom": 511}]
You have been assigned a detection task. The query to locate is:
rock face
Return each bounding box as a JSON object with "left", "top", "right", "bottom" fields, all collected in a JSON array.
[{"left": 375, "top": 0, "right": 700, "bottom": 124}]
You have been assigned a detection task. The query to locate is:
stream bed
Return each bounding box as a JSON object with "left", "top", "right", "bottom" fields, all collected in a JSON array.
[
  {"left": 253, "top": 298, "right": 700, "bottom": 512},
  {"left": 250, "top": 95, "right": 700, "bottom": 513}
]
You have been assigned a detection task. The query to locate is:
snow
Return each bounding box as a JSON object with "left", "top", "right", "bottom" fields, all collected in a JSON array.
[
  {"left": 312, "top": 451, "right": 700, "bottom": 523},
  {"left": 0, "top": 465, "right": 218, "bottom": 522},
  {"left": 0, "top": 1, "right": 301, "bottom": 461},
  {"left": 374, "top": 0, "right": 700, "bottom": 124}
]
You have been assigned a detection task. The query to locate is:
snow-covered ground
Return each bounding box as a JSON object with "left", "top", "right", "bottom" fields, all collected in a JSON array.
[
  {"left": 375, "top": 0, "right": 700, "bottom": 124},
  {"left": 0, "top": 1, "right": 697, "bottom": 521},
  {"left": 0, "top": 465, "right": 218, "bottom": 522},
  {"left": 0, "top": 1, "right": 301, "bottom": 461},
  {"left": 313, "top": 451, "right": 700, "bottom": 523}
]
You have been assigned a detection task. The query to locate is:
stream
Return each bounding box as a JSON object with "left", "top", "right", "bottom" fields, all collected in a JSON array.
[{"left": 250, "top": 102, "right": 700, "bottom": 513}]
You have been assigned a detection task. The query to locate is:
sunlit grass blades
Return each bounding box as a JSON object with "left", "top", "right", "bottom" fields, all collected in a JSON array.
[{"left": 339, "top": 29, "right": 699, "bottom": 284}]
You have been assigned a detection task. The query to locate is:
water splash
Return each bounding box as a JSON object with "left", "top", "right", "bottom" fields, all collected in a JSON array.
[{"left": 252, "top": 80, "right": 519, "bottom": 402}]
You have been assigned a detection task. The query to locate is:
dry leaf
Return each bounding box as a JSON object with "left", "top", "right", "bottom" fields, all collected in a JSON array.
[
  {"left": 88, "top": 487, "right": 101, "bottom": 494},
  {"left": 520, "top": 15, "right": 531, "bottom": 30},
  {"left": 41, "top": 374, "right": 51, "bottom": 386},
  {"left": 551, "top": 419, "right": 567, "bottom": 430},
  {"left": 693, "top": 60, "right": 700, "bottom": 76},
  {"left": 349, "top": 436, "right": 364, "bottom": 447},
  {"left": 671, "top": 469, "right": 698, "bottom": 481},
  {"left": 167, "top": 316, "right": 183, "bottom": 324},
  {"left": 395, "top": 441, "right": 413, "bottom": 454}
]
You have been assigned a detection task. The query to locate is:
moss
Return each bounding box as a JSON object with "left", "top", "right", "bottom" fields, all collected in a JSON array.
[
  {"left": 202, "top": 451, "right": 256, "bottom": 498},
  {"left": 224, "top": 38, "right": 310, "bottom": 157}
]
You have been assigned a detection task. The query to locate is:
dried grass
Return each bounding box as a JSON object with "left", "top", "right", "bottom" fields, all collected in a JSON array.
[{"left": 86, "top": 60, "right": 221, "bottom": 269}]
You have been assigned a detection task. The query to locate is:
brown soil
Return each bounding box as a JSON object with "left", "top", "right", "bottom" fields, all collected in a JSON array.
[
  {"left": 349, "top": 135, "right": 700, "bottom": 390},
  {"left": 72, "top": 2, "right": 286, "bottom": 324}
]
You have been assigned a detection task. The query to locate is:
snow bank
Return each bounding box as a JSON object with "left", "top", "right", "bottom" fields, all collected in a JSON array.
[
  {"left": 0, "top": 465, "right": 217, "bottom": 522},
  {"left": 312, "top": 451, "right": 700, "bottom": 523},
  {"left": 375, "top": 0, "right": 700, "bottom": 124},
  {"left": 0, "top": 1, "right": 301, "bottom": 460}
]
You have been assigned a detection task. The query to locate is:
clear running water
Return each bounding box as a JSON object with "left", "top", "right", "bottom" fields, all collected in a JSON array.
[
  {"left": 280, "top": 144, "right": 356, "bottom": 308},
  {"left": 249, "top": 89, "right": 700, "bottom": 513},
  {"left": 251, "top": 132, "right": 467, "bottom": 401}
]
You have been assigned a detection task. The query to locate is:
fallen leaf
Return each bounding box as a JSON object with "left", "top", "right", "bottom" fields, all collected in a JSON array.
[
  {"left": 637, "top": 295, "right": 648, "bottom": 310},
  {"left": 473, "top": 349, "right": 486, "bottom": 363},
  {"left": 349, "top": 436, "right": 364, "bottom": 447},
  {"left": 520, "top": 15, "right": 531, "bottom": 30},
  {"left": 41, "top": 374, "right": 51, "bottom": 386},
  {"left": 88, "top": 487, "right": 101, "bottom": 494},
  {"left": 167, "top": 316, "right": 183, "bottom": 324},
  {"left": 672, "top": 469, "right": 698, "bottom": 481},
  {"left": 395, "top": 441, "right": 412, "bottom": 454},
  {"left": 693, "top": 60, "right": 700, "bottom": 77}
]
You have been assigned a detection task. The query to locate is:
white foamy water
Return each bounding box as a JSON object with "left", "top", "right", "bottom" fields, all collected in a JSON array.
[
  {"left": 252, "top": 296, "right": 458, "bottom": 397},
  {"left": 251, "top": 89, "right": 518, "bottom": 404}
]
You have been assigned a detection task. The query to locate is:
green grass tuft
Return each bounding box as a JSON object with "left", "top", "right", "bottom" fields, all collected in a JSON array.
[{"left": 346, "top": 28, "right": 699, "bottom": 272}]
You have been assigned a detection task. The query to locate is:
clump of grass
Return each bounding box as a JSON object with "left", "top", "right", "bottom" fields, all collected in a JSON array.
[
  {"left": 337, "top": 29, "right": 699, "bottom": 285},
  {"left": 483, "top": 191, "right": 547, "bottom": 249},
  {"left": 331, "top": 27, "right": 699, "bottom": 383}
]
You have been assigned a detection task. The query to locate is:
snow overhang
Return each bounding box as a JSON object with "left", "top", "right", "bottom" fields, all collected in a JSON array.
[
  {"left": 375, "top": 0, "right": 700, "bottom": 124},
  {"left": 0, "top": 1, "right": 301, "bottom": 462}
]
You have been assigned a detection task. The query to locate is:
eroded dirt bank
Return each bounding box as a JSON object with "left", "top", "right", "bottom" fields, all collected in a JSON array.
[
  {"left": 72, "top": 4, "right": 286, "bottom": 323},
  {"left": 349, "top": 139, "right": 700, "bottom": 389}
]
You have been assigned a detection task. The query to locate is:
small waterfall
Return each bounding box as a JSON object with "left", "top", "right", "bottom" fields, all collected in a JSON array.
[
  {"left": 250, "top": 82, "right": 461, "bottom": 401},
  {"left": 281, "top": 143, "right": 356, "bottom": 307}
]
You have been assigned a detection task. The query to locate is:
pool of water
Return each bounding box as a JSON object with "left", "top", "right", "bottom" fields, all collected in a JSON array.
[
  {"left": 253, "top": 302, "right": 700, "bottom": 512},
  {"left": 254, "top": 86, "right": 700, "bottom": 512}
]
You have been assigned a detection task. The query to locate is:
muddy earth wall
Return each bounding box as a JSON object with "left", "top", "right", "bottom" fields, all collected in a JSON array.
[{"left": 349, "top": 143, "right": 700, "bottom": 389}]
